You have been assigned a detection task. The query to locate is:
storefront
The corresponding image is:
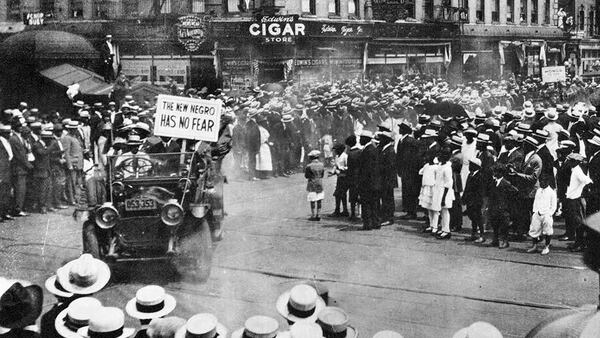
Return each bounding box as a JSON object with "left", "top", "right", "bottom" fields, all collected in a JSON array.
[
  {"left": 367, "top": 22, "right": 459, "bottom": 79},
  {"left": 579, "top": 42, "right": 600, "bottom": 79}
]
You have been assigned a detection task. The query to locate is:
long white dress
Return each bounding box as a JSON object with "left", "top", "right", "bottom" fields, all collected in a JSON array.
[{"left": 256, "top": 125, "right": 273, "bottom": 171}]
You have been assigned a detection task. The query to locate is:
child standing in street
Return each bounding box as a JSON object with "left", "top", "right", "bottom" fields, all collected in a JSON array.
[
  {"left": 527, "top": 176, "right": 558, "bottom": 255},
  {"left": 305, "top": 150, "right": 325, "bottom": 221},
  {"left": 329, "top": 144, "right": 349, "bottom": 217},
  {"left": 420, "top": 150, "right": 438, "bottom": 233}
]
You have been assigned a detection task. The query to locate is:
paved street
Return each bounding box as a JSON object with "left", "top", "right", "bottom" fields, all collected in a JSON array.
[{"left": 0, "top": 174, "right": 598, "bottom": 337}]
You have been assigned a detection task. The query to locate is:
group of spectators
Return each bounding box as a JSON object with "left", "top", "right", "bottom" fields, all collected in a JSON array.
[{"left": 0, "top": 252, "right": 506, "bottom": 338}]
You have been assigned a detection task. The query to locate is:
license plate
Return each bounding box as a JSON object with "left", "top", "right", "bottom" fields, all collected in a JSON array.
[{"left": 125, "top": 198, "right": 156, "bottom": 211}]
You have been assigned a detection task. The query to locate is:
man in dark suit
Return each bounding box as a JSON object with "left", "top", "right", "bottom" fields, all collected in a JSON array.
[
  {"left": 396, "top": 122, "right": 420, "bottom": 219},
  {"left": 100, "top": 35, "right": 116, "bottom": 82},
  {"left": 358, "top": 131, "right": 381, "bottom": 230},
  {"left": 378, "top": 131, "right": 397, "bottom": 226},
  {"left": 245, "top": 111, "right": 261, "bottom": 180},
  {"left": 0, "top": 125, "right": 13, "bottom": 221},
  {"left": 499, "top": 133, "right": 524, "bottom": 236},
  {"left": 532, "top": 129, "right": 556, "bottom": 189},
  {"left": 62, "top": 121, "right": 84, "bottom": 205},
  {"left": 509, "top": 136, "right": 543, "bottom": 239},
  {"left": 32, "top": 131, "right": 53, "bottom": 213},
  {"left": 463, "top": 158, "right": 484, "bottom": 242},
  {"left": 346, "top": 135, "right": 362, "bottom": 220},
  {"left": 586, "top": 136, "right": 600, "bottom": 216},
  {"left": 489, "top": 163, "right": 519, "bottom": 248},
  {"left": 9, "top": 122, "right": 33, "bottom": 217}
]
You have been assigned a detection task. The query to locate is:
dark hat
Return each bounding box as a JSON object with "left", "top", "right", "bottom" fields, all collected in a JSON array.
[
  {"left": 398, "top": 122, "right": 412, "bottom": 134},
  {"left": 0, "top": 281, "right": 43, "bottom": 329}
]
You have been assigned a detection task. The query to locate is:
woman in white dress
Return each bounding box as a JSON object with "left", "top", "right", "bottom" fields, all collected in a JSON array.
[
  {"left": 420, "top": 151, "right": 438, "bottom": 233},
  {"left": 431, "top": 149, "right": 454, "bottom": 239},
  {"left": 256, "top": 116, "right": 273, "bottom": 178}
]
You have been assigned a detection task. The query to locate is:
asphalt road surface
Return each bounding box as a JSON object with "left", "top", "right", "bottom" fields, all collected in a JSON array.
[{"left": 0, "top": 174, "right": 598, "bottom": 337}]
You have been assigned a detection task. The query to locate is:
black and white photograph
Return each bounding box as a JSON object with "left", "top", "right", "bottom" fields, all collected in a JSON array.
[{"left": 1, "top": 0, "right": 600, "bottom": 337}]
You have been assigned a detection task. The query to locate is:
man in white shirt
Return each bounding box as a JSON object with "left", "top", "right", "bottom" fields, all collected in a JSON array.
[
  {"left": 564, "top": 154, "right": 593, "bottom": 252},
  {"left": 527, "top": 177, "right": 557, "bottom": 255}
]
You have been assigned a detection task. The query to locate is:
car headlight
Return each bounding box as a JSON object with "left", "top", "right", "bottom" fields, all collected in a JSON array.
[
  {"left": 112, "top": 181, "right": 125, "bottom": 195},
  {"left": 161, "top": 199, "right": 184, "bottom": 226},
  {"left": 178, "top": 178, "right": 192, "bottom": 193},
  {"left": 95, "top": 203, "right": 119, "bottom": 229}
]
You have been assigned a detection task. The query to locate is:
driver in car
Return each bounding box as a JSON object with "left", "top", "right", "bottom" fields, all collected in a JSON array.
[{"left": 114, "top": 133, "right": 152, "bottom": 178}]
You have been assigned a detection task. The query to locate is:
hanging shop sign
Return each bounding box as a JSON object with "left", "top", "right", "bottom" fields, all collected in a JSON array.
[
  {"left": 24, "top": 12, "right": 44, "bottom": 25},
  {"left": 305, "top": 21, "right": 373, "bottom": 38},
  {"left": 249, "top": 15, "right": 305, "bottom": 44},
  {"left": 176, "top": 15, "right": 207, "bottom": 52}
]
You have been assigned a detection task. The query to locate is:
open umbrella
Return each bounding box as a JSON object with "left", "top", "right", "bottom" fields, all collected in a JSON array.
[{"left": 426, "top": 102, "right": 469, "bottom": 119}]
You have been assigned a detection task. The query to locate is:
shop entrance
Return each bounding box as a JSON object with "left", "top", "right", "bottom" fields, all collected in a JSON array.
[{"left": 259, "top": 64, "right": 284, "bottom": 84}]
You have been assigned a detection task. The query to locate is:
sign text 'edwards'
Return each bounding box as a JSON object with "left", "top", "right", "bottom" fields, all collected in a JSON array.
[
  {"left": 154, "top": 95, "right": 222, "bottom": 142},
  {"left": 176, "top": 15, "right": 207, "bottom": 52},
  {"left": 249, "top": 15, "right": 305, "bottom": 43}
]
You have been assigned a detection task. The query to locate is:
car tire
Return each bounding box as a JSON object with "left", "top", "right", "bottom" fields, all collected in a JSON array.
[
  {"left": 175, "top": 218, "right": 213, "bottom": 282},
  {"left": 82, "top": 221, "right": 102, "bottom": 259}
]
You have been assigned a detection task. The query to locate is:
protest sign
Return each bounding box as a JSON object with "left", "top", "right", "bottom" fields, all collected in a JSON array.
[
  {"left": 541, "top": 66, "right": 567, "bottom": 83},
  {"left": 154, "top": 95, "right": 222, "bottom": 142}
]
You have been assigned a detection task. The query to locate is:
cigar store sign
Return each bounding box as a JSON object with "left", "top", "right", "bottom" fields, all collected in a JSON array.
[
  {"left": 176, "top": 15, "right": 207, "bottom": 52},
  {"left": 249, "top": 15, "right": 305, "bottom": 44}
]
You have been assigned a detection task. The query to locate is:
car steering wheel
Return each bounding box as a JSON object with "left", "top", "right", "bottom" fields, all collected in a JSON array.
[{"left": 116, "top": 157, "right": 154, "bottom": 176}]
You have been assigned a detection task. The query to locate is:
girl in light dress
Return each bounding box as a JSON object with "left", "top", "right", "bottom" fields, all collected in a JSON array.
[
  {"left": 419, "top": 150, "right": 438, "bottom": 232},
  {"left": 431, "top": 149, "right": 454, "bottom": 239}
]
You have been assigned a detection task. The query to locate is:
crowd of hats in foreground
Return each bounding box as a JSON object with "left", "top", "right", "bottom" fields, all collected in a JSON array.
[{"left": 0, "top": 253, "right": 508, "bottom": 338}]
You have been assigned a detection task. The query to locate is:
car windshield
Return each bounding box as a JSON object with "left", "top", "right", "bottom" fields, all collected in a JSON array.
[{"left": 108, "top": 152, "right": 194, "bottom": 180}]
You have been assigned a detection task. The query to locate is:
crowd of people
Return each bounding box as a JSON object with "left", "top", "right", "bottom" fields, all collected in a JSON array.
[{"left": 0, "top": 252, "right": 507, "bottom": 337}]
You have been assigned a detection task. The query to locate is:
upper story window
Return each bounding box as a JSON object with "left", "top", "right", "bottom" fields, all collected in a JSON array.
[
  {"left": 7, "top": 0, "right": 21, "bottom": 21},
  {"left": 329, "top": 0, "right": 340, "bottom": 16},
  {"left": 70, "top": 0, "right": 83, "bottom": 18},
  {"left": 192, "top": 0, "right": 205, "bottom": 13},
  {"left": 302, "top": 0, "right": 316, "bottom": 14}
]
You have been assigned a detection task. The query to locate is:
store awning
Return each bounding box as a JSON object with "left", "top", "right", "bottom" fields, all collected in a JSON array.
[{"left": 39, "top": 63, "right": 113, "bottom": 96}]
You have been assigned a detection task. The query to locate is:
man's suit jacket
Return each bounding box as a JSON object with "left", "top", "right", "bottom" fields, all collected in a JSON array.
[
  {"left": 358, "top": 143, "right": 381, "bottom": 192},
  {"left": 498, "top": 148, "right": 524, "bottom": 171},
  {"left": 0, "top": 138, "right": 11, "bottom": 182},
  {"left": 462, "top": 170, "right": 483, "bottom": 209},
  {"left": 347, "top": 147, "right": 361, "bottom": 186},
  {"left": 536, "top": 145, "right": 556, "bottom": 188},
  {"left": 32, "top": 139, "right": 51, "bottom": 178},
  {"left": 379, "top": 143, "right": 397, "bottom": 189},
  {"left": 245, "top": 119, "right": 261, "bottom": 154},
  {"left": 9, "top": 133, "right": 32, "bottom": 176},
  {"left": 395, "top": 135, "right": 420, "bottom": 177},
  {"left": 512, "top": 152, "right": 542, "bottom": 198},
  {"left": 61, "top": 134, "right": 84, "bottom": 170},
  {"left": 488, "top": 178, "right": 518, "bottom": 213}
]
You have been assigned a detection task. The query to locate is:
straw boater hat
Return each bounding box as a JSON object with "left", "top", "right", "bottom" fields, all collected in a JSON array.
[
  {"left": 0, "top": 279, "right": 43, "bottom": 330},
  {"left": 279, "top": 322, "right": 323, "bottom": 338},
  {"left": 316, "top": 307, "right": 357, "bottom": 338},
  {"left": 174, "top": 313, "right": 227, "bottom": 338},
  {"left": 589, "top": 135, "right": 600, "bottom": 147},
  {"left": 125, "top": 285, "right": 176, "bottom": 320},
  {"left": 126, "top": 133, "right": 143, "bottom": 146},
  {"left": 544, "top": 108, "right": 559, "bottom": 121},
  {"left": 276, "top": 284, "right": 326, "bottom": 323},
  {"left": 65, "top": 120, "right": 79, "bottom": 129},
  {"left": 469, "top": 157, "right": 482, "bottom": 167},
  {"left": 45, "top": 273, "right": 74, "bottom": 299},
  {"left": 360, "top": 130, "right": 374, "bottom": 139},
  {"left": 231, "top": 315, "right": 282, "bottom": 338},
  {"left": 373, "top": 330, "right": 404, "bottom": 338},
  {"left": 77, "top": 307, "right": 135, "bottom": 338},
  {"left": 452, "top": 321, "right": 502, "bottom": 338},
  {"left": 55, "top": 297, "right": 102, "bottom": 338},
  {"left": 56, "top": 254, "right": 111, "bottom": 295}
]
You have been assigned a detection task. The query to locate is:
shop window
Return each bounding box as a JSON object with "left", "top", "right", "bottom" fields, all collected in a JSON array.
[
  {"left": 329, "top": 0, "right": 340, "bottom": 16},
  {"left": 348, "top": 0, "right": 357, "bottom": 18},
  {"left": 302, "top": 0, "right": 316, "bottom": 14},
  {"left": 123, "top": 0, "right": 138, "bottom": 17},
  {"left": 70, "top": 0, "right": 83, "bottom": 18},
  {"left": 475, "top": 0, "right": 483, "bottom": 22},
  {"left": 160, "top": 0, "right": 171, "bottom": 13},
  {"left": 7, "top": 0, "right": 20, "bottom": 21},
  {"left": 40, "top": 0, "right": 54, "bottom": 16},
  {"left": 506, "top": 0, "right": 513, "bottom": 22},
  {"left": 526, "top": 49, "right": 540, "bottom": 77},
  {"left": 192, "top": 0, "right": 205, "bottom": 13}
]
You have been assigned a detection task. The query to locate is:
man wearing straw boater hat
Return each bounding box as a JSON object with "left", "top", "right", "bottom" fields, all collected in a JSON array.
[
  {"left": 41, "top": 265, "right": 76, "bottom": 338},
  {"left": 174, "top": 313, "right": 226, "bottom": 338},
  {"left": 125, "top": 285, "right": 177, "bottom": 338},
  {"left": 53, "top": 297, "right": 102, "bottom": 338},
  {"left": 77, "top": 306, "right": 135, "bottom": 338},
  {"left": 276, "top": 284, "right": 326, "bottom": 325},
  {"left": 231, "top": 315, "right": 282, "bottom": 338}
]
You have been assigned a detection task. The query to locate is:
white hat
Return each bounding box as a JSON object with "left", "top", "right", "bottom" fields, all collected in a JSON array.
[
  {"left": 373, "top": 330, "right": 404, "bottom": 338},
  {"left": 44, "top": 274, "right": 74, "bottom": 299},
  {"left": 451, "top": 321, "right": 502, "bottom": 338},
  {"left": 283, "top": 322, "right": 323, "bottom": 338},
  {"left": 276, "top": 284, "right": 326, "bottom": 323},
  {"left": 77, "top": 307, "right": 135, "bottom": 338},
  {"left": 174, "top": 313, "right": 227, "bottom": 338},
  {"left": 231, "top": 316, "right": 281, "bottom": 338},
  {"left": 360, "top": 130, "right": 374, "bottom": 138},
  {"left": 316, "top": 307, "right": 357, "bottom": 338},
  {"left": 55, "top": 297, "right": 102, "bottom": 338},
  {"left": 544, "top": 108, "right": 559, "bottom": 121},
  {"left": 589, "top": 135, "right": 600, "bottom": 147},
  {"left": 125, "top": 285, "right": 176, "bottom": 320},
  {"left": 56, "top": 254, "right": 111, "bottom": 295}
]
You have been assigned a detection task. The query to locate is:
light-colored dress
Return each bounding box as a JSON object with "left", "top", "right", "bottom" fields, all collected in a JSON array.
[
  {"left": 418, "top": 163, "right": 437, "bottom": 210},
  {"left": 256, "top": 125, "right": 273, "bottom": 171},
  {"left": 430, "top": 162, "right": 455, "bottom": 212}
]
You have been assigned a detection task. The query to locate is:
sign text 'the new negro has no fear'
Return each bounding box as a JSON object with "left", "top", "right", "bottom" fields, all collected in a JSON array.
[{"left": 154, "top": 95, "right": 222, "bottom": 142}]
